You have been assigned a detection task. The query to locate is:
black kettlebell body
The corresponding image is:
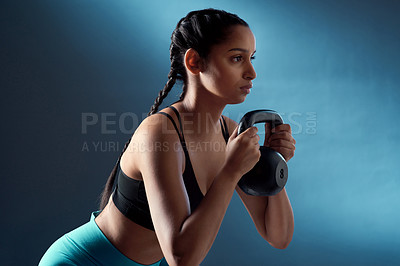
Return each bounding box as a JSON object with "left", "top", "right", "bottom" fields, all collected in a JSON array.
[{"left": 237, "top": 110, "right": 288, "bottom": 196}]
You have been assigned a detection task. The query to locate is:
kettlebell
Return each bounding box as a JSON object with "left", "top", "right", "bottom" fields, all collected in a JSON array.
[{"left": 237, "top": 110, "right": 288, "bottom": 196}]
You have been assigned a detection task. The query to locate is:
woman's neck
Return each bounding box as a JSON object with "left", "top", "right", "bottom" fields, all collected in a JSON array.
[{"left": 174, "top": 87, "right": 226, "bottom": 139}]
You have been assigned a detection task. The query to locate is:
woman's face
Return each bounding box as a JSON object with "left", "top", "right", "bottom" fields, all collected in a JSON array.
[{"left": 199, "top": 25, "right": 257, "bottom": 104}]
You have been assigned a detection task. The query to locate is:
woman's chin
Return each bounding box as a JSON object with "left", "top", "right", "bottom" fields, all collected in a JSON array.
[{"left": 230, "top": 95, "right": 247, "bottom": 104}]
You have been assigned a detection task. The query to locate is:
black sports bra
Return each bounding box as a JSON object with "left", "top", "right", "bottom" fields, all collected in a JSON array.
[{"left": 112, "top": 106, "right": 230, "bottom": 231}]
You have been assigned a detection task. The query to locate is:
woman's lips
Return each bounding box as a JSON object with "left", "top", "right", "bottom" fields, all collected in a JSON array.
[{"left": 240, "top": 84, "right": 252, "bottom": 94}]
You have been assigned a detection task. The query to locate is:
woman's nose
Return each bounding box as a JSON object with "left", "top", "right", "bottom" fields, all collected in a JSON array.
[{"left": 244, "top": 62, "right": 256, "bottom": 80}]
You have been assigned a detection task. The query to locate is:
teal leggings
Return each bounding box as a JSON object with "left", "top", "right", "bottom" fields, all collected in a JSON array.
[{"left": 39, "top": 211, "right": 167, "bottom": 266}]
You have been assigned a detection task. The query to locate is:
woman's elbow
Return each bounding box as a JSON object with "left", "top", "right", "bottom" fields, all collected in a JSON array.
[
  {"left": 163, "top": 254, "right": 184, "bottom": 266},
  {"left": 269, "top": 239, "right": 291, "bottom": 249},
  {"left": 263, "top": 232, "right": 293, "bottom": 250},
  {"left": 164, "top": 244, "right": 203, "bottom": 266},
  {"left": 164, "top": 253, "right": 201, "bottom": 266}
]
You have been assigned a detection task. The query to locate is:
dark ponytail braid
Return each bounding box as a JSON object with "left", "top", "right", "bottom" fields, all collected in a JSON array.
[
  {"left": 99, "top": 8, "right": 248, "bottom": 209},
  {"left": 147, "top": 68, "right": 178, "bottom": 116},
  {"left": 147, "top": 29, "right": 188, "bottom": 115}
]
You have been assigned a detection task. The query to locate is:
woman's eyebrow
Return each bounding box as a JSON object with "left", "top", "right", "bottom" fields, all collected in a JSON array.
[
  {"left": 228, "top": 48, "right": 248, "bottom": 52},
  {"left": 227, "top": 48, "right": 256, "bottom": 55}
]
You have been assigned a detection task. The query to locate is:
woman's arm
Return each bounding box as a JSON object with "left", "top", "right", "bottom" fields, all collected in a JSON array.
[
  {"left": 136, "top": 114, "right": 260, "bottom": 266},
  {"left": 224, "top": 115, "right": 295, "bottom": 249},
  {"left": 235, "top": 187, "right": 294, "bottom": 249}
]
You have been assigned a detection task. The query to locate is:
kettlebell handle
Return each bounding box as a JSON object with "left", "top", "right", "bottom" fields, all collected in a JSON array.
[
  {"left": 238, "top": 110, "right": 284, "bottom": 135},
  {"left": 236, "top": 109, "right": 288, "bottom": 196}
]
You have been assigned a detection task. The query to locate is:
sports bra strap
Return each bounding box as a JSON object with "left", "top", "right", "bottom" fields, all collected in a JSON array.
[
  {"left": 158, "top": 106, "right": 229, "bottom": 145},
  {"left": 220, "top": 116, "right": 230, "bottom": 143},
  {"left": 167, "top": 106, "right": 182, "bottom": 130},
  {"left": 157, "top": 111, "right": 185, "bottom": 144},
  {"left": 167, "top": 106, "right": 187, "bottom": 143}
]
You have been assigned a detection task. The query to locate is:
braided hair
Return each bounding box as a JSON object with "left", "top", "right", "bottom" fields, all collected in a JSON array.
[{"left": 99, "top": 8, "right": 249, "bottom": 209}]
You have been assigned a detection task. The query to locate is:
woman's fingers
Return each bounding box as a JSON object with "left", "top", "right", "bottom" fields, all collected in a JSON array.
[
  {"left": 264, "top": 124, "right": 296, "bottom": 161},
  {"left": 268, "top": 131, "right": 296, "bottom": 146}
]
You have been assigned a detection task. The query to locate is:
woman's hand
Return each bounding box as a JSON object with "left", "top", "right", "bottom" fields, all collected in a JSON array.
[
  {"left": 264, "top": 123, "right": 296, "bottom": 162},
  {"left": 223, "top": 125, "right": 261, "bottom": 179}
]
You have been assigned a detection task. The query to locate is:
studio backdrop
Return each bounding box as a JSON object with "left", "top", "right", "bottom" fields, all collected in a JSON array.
[{"left": 1, "top": 0, "right": 399, "bottom": 265}]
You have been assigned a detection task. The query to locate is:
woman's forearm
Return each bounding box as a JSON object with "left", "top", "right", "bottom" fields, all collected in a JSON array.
[
  {"left": 170, "top": 167, "right": 239, "bottom": 265},
  {"left": 264, "top": 188, "right": 294, "bottom": 249}
]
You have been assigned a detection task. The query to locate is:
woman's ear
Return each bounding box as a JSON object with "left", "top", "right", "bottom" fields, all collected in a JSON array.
[{"left": 184, "top": 48, "right": 205, "bottom": 75}]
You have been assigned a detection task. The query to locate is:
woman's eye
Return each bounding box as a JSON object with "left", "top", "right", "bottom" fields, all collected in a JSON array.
[
  {"left": 233, "top": 56, "right": 243, "bottom": 62},
  {"left": 232, "top": 55, "right": 255, "bottom": 63}
]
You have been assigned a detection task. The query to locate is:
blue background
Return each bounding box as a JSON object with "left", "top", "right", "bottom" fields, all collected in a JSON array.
[{"left": 1, "top": 0, "right": 399, "bottom": 265}]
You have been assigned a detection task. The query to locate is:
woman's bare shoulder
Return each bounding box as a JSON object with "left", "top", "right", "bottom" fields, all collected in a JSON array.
[
  {"left": 120, "top": 107, "right": 185, "bottom": 180},
  {"left": 134, "top": 108, "right": 180, "bottom": 142}
]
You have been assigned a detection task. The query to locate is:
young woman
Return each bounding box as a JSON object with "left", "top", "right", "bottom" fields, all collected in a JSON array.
[{"left": 40, "top": 8, "right": 295, "bottom": 266}]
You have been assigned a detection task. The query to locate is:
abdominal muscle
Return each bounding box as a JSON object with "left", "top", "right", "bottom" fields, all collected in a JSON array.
[{"left": 95, "top": 198, "right": 164, "bottom": 264}]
